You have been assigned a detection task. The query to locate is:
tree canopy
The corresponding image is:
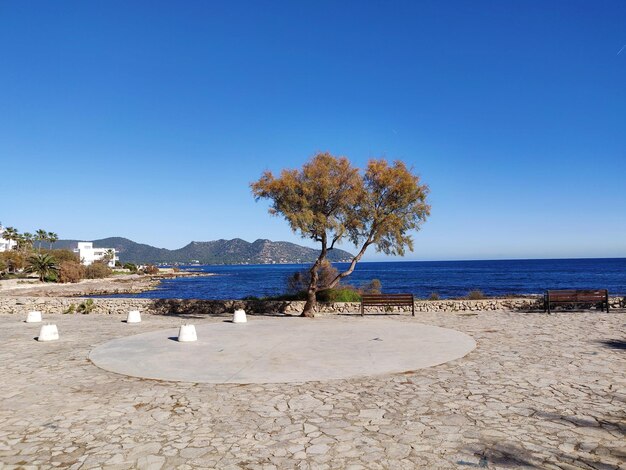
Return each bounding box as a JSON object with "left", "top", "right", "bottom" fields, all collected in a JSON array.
[{"left": 252, "top": 152, "right": 430, "bottom": 316}]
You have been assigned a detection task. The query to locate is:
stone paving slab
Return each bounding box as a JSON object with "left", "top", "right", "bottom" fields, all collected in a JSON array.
[
  {"left": 0, "top": 310, "right": 625, "bottom": 469},
  {"left": 89, "top": 318, "right": 476, "bottom": 384}
]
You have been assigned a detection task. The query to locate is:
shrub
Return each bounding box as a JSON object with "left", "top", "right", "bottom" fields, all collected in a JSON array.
[
  {"left": 84, "top": 262, "right": 112, "bottom": 279},
  {"left": 143, "top": 264, "right": 159, "bottom": 275},
  {"left": 317, "top": 287, "right": 361, "bottom": 302},
  {"left": 428, "top": 292, "right": 440, "bottom": 301},
  {"left": 77, "top": 299, "right": 95, "bottom": 314},
  {"left": 361, "top": 279, "right": 382, "bottom": 294},
  {"left": 467, "top": 289, "right": 486, "bottom": 300},
  {"left": 1, "top": 251, "right": 26, "bottom": 273},
  {"left": 64, "top": 304, "right": 76, "bottom": 314},
  {"left": 286, "top": 260, "right": 338, "bottom": 294},
  {"left": 58, "top": 261, "right": 85, "bottom": 283},
  {"left": 48, "top": 249, "right": 79, "bottom": 263},
  {"left": 115, "top": 260, "right": 122, "bottom": 267},
  {"left": 123, "top": 263, "right": 138, "bottom": 273}
]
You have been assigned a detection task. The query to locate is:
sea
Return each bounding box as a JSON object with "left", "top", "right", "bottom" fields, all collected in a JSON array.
[{"left": 109, "top": 258, "right": 626, "bottom": 300}]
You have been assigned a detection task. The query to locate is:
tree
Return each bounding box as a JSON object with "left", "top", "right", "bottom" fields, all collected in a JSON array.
[
  {"left": 47, "top": 232, "right": 58, "bottom": 249},
  {"left": 35, "top": 229, "right": 48, "bottom": 251},
  {"left": 21, "top": 232, "right": 35, "bottom": 253},
  {"left": 252, "top": 152, "right": 430, "bottom": 317},
  {"left": 3, "top": 226, "right": 18, "bottom": 250},
  {"left": 26, "top": 253, "right": 59, "bottom": 282}
]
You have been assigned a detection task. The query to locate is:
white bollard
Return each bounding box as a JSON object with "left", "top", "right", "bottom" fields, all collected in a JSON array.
[
  {"left": 38, "top": 324, "right": 59, "bottom": 342},
  {"left": 233, "top": 309, "right": 247, "bottom": 323},
  {"left": 126, "top": 310, "right": 142, "bottom": 323},
  {"left": 26, "top": 311, "right": 42, "bottom": 323},
  {"left": 178, "top": 324, "right": 197, "bottom": 342}
]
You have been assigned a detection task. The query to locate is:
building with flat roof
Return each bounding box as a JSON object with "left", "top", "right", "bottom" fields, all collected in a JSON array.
[
  {"left": 74, "top": 242, "right": 117, "bottom": 267},
  {"left": 0, "top": 226, "right": 17, "bottom": 252}
]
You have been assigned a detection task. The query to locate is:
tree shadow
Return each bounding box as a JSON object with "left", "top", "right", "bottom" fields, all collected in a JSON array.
[
  {"left": 148, "top": 299, "right": 292, "bottom": 319},
  {"left": 460, "top": 438, "right": 626, "bottom": 469},
  {"left": 596, "top": 339, "right": 626, "bottom": 350},
  {"left": 459, "top": 441, "right": 539, "bottom": 468},
  {"left": 533, "top": 409, "right": 626, "bottom": 436}
]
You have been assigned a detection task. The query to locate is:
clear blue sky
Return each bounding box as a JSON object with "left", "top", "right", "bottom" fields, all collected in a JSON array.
[{"left": 1, "top": 1, "right": 625, "bottom": 261}]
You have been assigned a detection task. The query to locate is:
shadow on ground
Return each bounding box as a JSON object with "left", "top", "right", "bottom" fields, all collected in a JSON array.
[
  {"left": 149, "top": 298, "right": 292, "bottom": 319},
  {"left": 596, "top": 339, "right": 626, "bottom": 350}
]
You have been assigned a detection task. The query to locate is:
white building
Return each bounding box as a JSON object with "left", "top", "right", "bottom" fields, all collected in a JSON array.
[
  {"left": 0, "top": 226, "right": 17, "bottom": 252},
  {"left": 74, "top": 242, "right": 118, "bottom": 267}
]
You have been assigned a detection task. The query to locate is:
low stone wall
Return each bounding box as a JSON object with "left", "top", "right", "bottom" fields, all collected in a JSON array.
[{"left": 0, "top": 296, "right": 623, "bottom": 316}]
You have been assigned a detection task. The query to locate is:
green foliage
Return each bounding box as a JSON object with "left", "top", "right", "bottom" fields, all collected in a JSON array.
[
  {"left": 77, "top": 299, "right": 95, "bottom": 314},
  {"left": 0, "top": 256, "right": 6, "bottom": 273},
  {"left": 84, "top": 262, "right": 112, "bottom": 279},
  {"left": 428, "top": 292, "right": 440, "bottom": 301},
  {"left": 317, "top": 287, "right": 361, "bottom": 302},
  {"left": 63, "top": 304, "right": 77, "bottom": 314},
  {"left": 26, "top": 253, "right": 59, "bottom": 282},
  {"left": 467, "top": 289, "right": 485, "bottom": 300},
  {"left": 123, "top": 262, "right": 138, "bottom": 273}
]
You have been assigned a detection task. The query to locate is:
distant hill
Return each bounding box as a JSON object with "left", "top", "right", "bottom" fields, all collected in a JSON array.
[{"left": 52, "top": 237, "right": 354, "bottom": 265}]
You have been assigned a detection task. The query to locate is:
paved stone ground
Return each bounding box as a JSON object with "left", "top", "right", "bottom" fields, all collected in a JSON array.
[{"left": 0, "top": 310, "right": 624, "bottom": 470}]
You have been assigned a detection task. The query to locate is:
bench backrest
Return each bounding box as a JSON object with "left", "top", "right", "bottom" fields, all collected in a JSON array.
[
  {"left": 547, "top": 289, "right": 608, "bottom": 302},
  {"left": 361, "top": 294, "right": 414, "bottom": 306}
]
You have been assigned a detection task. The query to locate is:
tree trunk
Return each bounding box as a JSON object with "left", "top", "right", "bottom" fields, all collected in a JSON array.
[
  {"left": 301, "top": 236, "right": 327, "bottom": 317},
  {"left": 301, "top": 288, "right": 317, "bottom": 317}
]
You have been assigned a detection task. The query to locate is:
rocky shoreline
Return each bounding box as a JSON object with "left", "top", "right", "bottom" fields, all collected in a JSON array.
[
  {"left": 0, "top": 271, "right": 212, "bottom": 297},
  {"left": 1, "top": 295, "right": 623, "bottom": 316}
]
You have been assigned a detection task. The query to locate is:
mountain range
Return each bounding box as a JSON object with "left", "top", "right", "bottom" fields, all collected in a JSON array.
[{"left": 52, "top": 237, "right": 354, "bottom": 265}]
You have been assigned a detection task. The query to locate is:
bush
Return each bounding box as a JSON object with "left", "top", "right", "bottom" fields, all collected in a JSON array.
[
  {"left": 47, "top": 249, "right": 79, "bottom": 263},
  {"left": 286, "top": 260, "right": 338, "bottom": 294},
  {"left": 428, "top": 292, "right": 440, "bottom": 301},
  {"left": 123, "top": 263, "right": 138, "bottom": 273},
  {"left": 467, "top": 289, "right": 485, "bottom": 300},
  {"left": 143, "top": 264, "right": 159, "bottom": 275},
  {"left": 1, "top": 251, "right": 26, "bottom": 272},
  {"left": 77, "top": 299, "right": 95, "bottom": 314},
  {"left": 361, "top": 279, "right": 382, "bottom": 294},
  {"left": 64, "top": 304, "right": 76, "bottom": 314},
  {"left": 84, "top": 262, "right": 112, "bottom": 279},
  {"left": 317, "top": 287, "right": 361, "bottom": 302},
  {"left": 58, "top": 261, "right": 85, "bottom": 283}
]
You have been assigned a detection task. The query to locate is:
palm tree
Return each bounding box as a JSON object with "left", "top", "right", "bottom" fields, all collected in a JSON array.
[
  {"left": 3, "top": 226, "right": 19, "bottom": 250},
  {"left": 35, "top": 229, "right": 47, "bottom": 252},
  {"left": 26, "top": 253, "right": 59, "bottom": 282},
  {"left": 47, "top": 232, "right": 58, "bottom": 250},
  {"left": 22, "top": 232, "right": 35, "bottom": 251}
]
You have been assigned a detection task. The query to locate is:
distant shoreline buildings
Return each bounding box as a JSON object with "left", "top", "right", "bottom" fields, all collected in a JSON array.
[
  {"left": 74, "top": 242, "right": 118, "bottom": 267},
  {"left": 0, "top": 225, "right": 17, "bottom": 252}
]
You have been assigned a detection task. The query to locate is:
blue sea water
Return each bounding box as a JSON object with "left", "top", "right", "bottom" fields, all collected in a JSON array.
[{"left": 111, "top": 258, "right": 626, "bottom": 300}]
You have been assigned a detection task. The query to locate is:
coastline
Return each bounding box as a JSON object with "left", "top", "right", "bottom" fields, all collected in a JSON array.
[{"left": 0, "top": 271, "right": 213, "bottom": 297}]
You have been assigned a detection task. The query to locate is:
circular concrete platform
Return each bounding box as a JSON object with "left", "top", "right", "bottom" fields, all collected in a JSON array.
[{"left": 89, "top": 317, "right": 476, "bottom": 384}]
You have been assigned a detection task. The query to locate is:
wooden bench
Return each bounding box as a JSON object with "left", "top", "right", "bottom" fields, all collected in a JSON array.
[
  {"left": 544, "top": 289, "right": 609, "bottom": 314},
  {"left": 361, "top": 293, "right": 415, "bottom": 316}
]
